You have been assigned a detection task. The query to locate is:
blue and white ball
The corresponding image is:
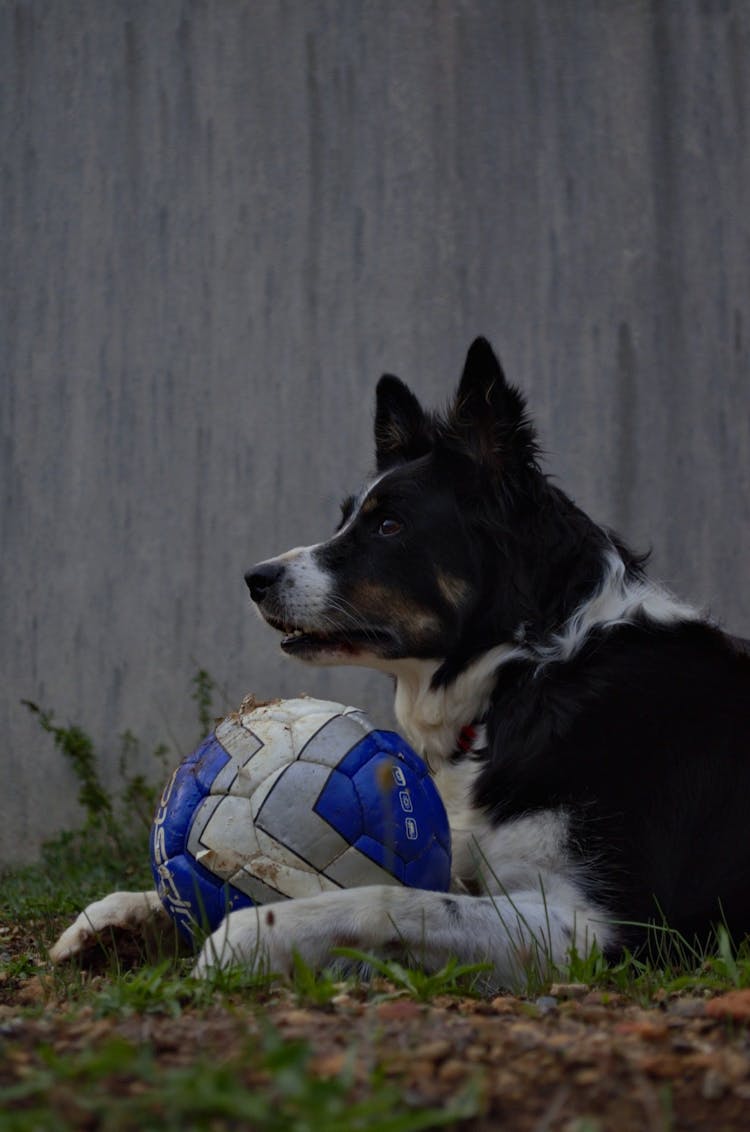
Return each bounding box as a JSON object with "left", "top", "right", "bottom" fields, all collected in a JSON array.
[{"left": 150, "top": 697, "right": 451, "bottom": 941}]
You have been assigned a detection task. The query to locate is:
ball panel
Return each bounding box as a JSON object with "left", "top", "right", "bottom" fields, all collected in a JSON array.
[
  {"left": 352, "top": 749, "right": 432, "bottom": 859},
  {"left": 254, "top": 761, "right": 352, "bottom": 870},
  {"left": 213, "top": 720, "right": 285, "bottom": 798},
  {"left": 247, "top": 829, "right": 343, "bottom": 898},
  {"left": 189, "top": 735, "right": 236, "bottom": 795},
  {"left": 323, "top": 842, "right": 403, "bottom": 888},
  {"left": 226, "top": 867, "right": 288, "bottom": 905},
  {"left": 297, "top": 711, "right": 373, "bottom": 768},
  {"left": 246, "top": 698, "right": 349, "bottom": 759},
  {"left": 314, "top": 729, "right": 452, "bottom": 888},
  {"left": 323, "top": 730, "right": 393, "bottom": 780},
  {"left": 403, "top": 843, "right": 452, "bottom": 890},
  {"left": 213, "top": 717, "right": 262, "bottom": 768},
  {"left": 187, "top": 794, "right": 260, "bottom": 877},
  {"left": 310, "top": 765, "right": 364, "bottom": 849}
]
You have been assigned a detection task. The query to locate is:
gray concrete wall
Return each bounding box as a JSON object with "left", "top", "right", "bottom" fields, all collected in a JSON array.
[{"left": 2, "top": 0, "right": 749, "bottom": 864}]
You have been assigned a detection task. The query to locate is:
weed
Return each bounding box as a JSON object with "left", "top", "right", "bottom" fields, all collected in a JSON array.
[
  {"left": 20, "top": 700, "right": 113, "bottom": 827},
  {"left": 191, "top": 667, "right": 216, "bottom": 739},
  {"left": 118, "top": 729, "right": 169, "bottom": 829},
  {"left": 290, "top": 950, "right": 344, "bottom": 1007},
  {"left": 92, "top": 961, "right": 191, "bottom": 1018},
  {"left": 334, "top": 948, "right": 491, "bottom": 1001}
]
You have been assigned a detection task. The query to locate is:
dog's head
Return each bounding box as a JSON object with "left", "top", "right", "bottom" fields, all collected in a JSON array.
[{"left": 246, "top": 338, "right": 586, "bottom": 676}]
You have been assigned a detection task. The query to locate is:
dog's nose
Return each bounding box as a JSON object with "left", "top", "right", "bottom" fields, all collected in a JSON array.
[{"left": 245, "top": 561, "right": 284, "bottom": 603}]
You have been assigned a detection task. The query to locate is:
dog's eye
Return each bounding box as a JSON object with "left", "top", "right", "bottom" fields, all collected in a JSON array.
[{"left": 378, "top": 518, "right": 403, "bottom": 537}]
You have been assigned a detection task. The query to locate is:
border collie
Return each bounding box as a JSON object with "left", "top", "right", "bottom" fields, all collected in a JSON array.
[{"left": 52, "top": 339, "right": 750, "bottom": 988}]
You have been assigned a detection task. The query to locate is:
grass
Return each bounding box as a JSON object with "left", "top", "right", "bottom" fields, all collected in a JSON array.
[
  {"left": 1, "top": 1029, "right": 473, "bottom": 1132},
  {"left": 3, "top": 690, "right": 750, "bottom": 1129},
  {"left": 333, "top": 949, "right": 492, "bottom": 1002}
]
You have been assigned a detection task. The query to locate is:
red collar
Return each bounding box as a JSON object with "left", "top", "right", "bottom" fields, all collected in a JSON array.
[{"left": 456, "top": 722, "right": 487, "bottom": 754}]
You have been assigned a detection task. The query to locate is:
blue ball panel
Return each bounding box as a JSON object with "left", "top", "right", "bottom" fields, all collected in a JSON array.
[
  {"left": 403, "top": 843, "right": 452, "bottom": 891},
  {"left": 314, "top": 729, "right": 451, "bottom": 891},
  {"left": 311, "top": 767, "right": 363, "bottom": 846},
  {"left": 150, "top": 730, "right": 254, "bottom": 939},
  {"left": 152, "top": 850, "right": 254, "bottom": 943},
  {"left": 154, "top": 734, "right": 231, "bottom": 860},
  {"left": 190, "top": 734, "right": 234, "bottom": 793},
  {"left": 354, "top": 834, "right": 406, "bottom": 884}
]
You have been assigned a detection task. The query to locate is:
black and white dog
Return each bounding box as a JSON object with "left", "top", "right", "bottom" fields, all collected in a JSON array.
[{"left": 52, "top": 339, "right": 750, "bottom": 987}]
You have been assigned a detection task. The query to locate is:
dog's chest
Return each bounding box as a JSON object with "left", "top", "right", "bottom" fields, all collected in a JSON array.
[{"left": 432, "top": 754, "right": 572, "bottom": 897}]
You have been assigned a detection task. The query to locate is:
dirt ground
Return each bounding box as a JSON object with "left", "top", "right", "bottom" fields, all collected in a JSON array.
[{"left": 3, "top": 922, "right": 750, "bottom": 1130}]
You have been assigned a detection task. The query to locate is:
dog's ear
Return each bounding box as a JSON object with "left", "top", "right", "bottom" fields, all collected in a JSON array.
[
  {"left": 375, "top": 375, "right": 432, "bottom": 470},
  {"left": 447, "top": 337, "right": 536, "bottom": 472}
]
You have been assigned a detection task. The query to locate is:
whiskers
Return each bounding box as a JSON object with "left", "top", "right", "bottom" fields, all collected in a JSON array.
[{"left": 322, "top": 594, "right": 391, "bottom": 645}]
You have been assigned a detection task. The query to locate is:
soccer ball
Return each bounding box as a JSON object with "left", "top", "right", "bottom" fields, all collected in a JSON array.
[{"left": 150, "top": 697, "right": 452, "bottom": 941}]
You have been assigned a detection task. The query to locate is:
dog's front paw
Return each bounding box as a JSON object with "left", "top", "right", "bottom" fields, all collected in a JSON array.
[
  {"left": 49, "top": 891, "right": 169, "bottom": 963},
  {"left": 192, "top": 904, "right": 287, "bottom": 978}
]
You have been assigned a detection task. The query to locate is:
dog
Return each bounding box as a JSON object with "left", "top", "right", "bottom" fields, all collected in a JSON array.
[{"left": 52, "top": 338, "right": 750, "bottom": 988}]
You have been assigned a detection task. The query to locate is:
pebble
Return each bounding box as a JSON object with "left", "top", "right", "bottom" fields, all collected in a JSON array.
[
  {"left": 705, "top": 990, "right": 750, "bottom": 1022},
  {"left": 702, "top": 1067, "right": 727, "bottom": 1099},
  {"left": 666, "top": 997, "right": 706, "bottom": 1018},
  {"left": 437, "top": 1058, "right": 467, "bottom": 1083},
  {"left": 548, "top": 983, "right": 588, "bottom": 1000},
  {"left": 375, "top": 1000, "right": 422, "bottom": 1022},
  {"left": 413, "top": 1039, "right": 452, "bottom": 1062}
]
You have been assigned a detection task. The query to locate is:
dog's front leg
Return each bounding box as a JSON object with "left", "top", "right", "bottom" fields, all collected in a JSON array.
[
  {"left": 192, "top": 884, "right": 607, "bottom": 989},
  {"left": 49, "top": 891, "right": 172, "bottom": 962}
]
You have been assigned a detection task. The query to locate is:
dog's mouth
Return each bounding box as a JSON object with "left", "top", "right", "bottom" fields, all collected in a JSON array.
[{"left": 264, "top": 616, "right": 395, "bottom": 659}]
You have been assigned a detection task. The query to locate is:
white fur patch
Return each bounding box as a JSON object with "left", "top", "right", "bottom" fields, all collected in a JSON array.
[
  {"left": 389, "top": 646, "right": 522, "bottom": 761},
  {"left": 533, "top": 548, "right": 702, "bottom": 666}
]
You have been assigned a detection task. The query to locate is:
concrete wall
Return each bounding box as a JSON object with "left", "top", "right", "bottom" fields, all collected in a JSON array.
[{"left": 2, "top": 0, "right": 749, "bottom": 863}]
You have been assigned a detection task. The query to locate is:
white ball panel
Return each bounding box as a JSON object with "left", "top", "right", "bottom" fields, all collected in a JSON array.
[
  {"left": 214, "top": 717, "right": 263, "bottom": 765},
  {"left": 323, "top": 845, "right": 403, "bottom": 889},
  {"left": 186, "top": 795, "right": 260, "bottom": 879},
  {"left": 253, "top": 760, "right": 350, "bottom": 869},
  {"left": 227, "top": 869, "right": 288, "bottom": 905},
  {"left": 297, "top": 713, "right": 373, "bottom": 768},
  {"left": 239, "top": 698, "right": 349, "bottom": 759},
  {"left": 251, "top": 828, "right": 343, "bottom": 898},
  {"left": 248, "top": 763, "right": 289, "bottom": 821}
]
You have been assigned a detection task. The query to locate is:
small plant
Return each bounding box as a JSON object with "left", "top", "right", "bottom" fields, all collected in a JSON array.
[
  {"left": 93, "top": 961, "right": 197, "bottom": 1018},
  {"left": 191, "top": 667, "right": 216, "bottom": 738},
  {"left": 290, "top": 950, "right": 343, "bottom": 1007},
  {"left": 118, "top": 729, "right": 169, "bottom": 829},
  {"left": 21, "top": 700, "right": 113, "bottom": 828},
  {"left": 334, "top": 948, "right": 491, "bottom": 1001}
]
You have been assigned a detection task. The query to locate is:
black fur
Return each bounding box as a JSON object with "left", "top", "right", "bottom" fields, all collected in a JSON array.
[{"left": 480, "top": 620, "right": 750, "bottom": 952}]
